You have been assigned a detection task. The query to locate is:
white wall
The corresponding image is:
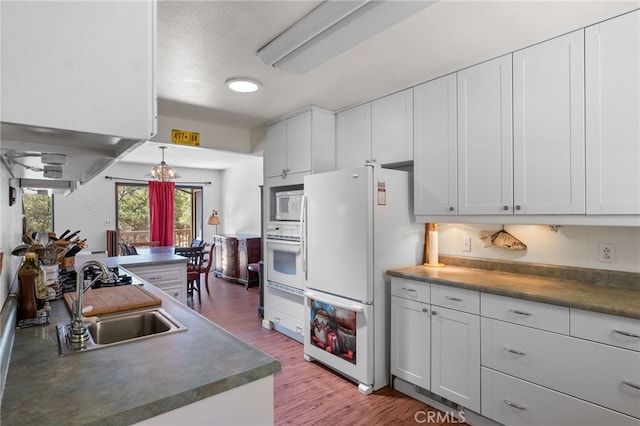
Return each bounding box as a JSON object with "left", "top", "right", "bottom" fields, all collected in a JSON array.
[
  {"left": 437, "top": 223, "right": 640, "bottom": 273},
  {"left": 218, "top": 157, "right": 263, "bottom": 237},
  {"left": 0, "top": 162, "right": 25, "bottom": 304},
  {"left": 54, "top": 162, "right": 223, "bottom": 252}
]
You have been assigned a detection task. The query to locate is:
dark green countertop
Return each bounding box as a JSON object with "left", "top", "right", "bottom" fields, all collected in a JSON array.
[
  {"left": 1, "top": 260, "right": 280, "bottom": 425},
  {"left": 387, "top": 263, "right": 640, "bottom": 319}
]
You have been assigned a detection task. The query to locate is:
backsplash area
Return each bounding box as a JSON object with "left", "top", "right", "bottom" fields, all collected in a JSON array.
[{"left": 437, "top": 224, "right": 640, "bottom": 274}]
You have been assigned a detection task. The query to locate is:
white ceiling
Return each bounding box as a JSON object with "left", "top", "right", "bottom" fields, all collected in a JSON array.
[{"left": 120, "top": 0, "right": 639, "bottom": 171}]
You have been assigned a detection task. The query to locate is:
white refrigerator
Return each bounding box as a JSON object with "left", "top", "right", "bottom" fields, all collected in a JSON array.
[{"left": 302, "top": 165, "right": 421, "bottom": 394}]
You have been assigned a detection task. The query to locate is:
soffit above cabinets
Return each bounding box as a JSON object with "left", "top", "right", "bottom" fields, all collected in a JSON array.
[{"left": 1, "top": 122, "right": 144, "bottom": 191}]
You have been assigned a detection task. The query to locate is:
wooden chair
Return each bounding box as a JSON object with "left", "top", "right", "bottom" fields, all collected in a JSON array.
[
  {"left": 191, "top": 239, "right": 205, "bottom": 248},
  {"left": 175, "top": 246, "right": 204, "bottom": 303},
  {"left": 118, "top": 242, "right": 138, "bottom": 256},
  {"left": 200, "top": 243, "right": 214, "bottom": 294}
]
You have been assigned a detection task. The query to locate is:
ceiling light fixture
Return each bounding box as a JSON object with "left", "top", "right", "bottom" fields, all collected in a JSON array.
[
  {"left": 257, "top": 0, "right": 437, "bottom": 75},
  {"left": 226, "top": 78, "right": 261, "bottom": 93},
  {"left": 147, "top": 146, "right": 180, "bottom": 181}
]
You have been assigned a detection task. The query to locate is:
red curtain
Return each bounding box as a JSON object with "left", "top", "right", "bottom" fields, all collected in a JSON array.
[{"left": 149, "top": 181, "right": 175, "bottom": 246}]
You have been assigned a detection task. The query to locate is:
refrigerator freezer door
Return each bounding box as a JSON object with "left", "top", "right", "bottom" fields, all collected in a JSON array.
[{"left": 304, "top": 167, "right": 374, "bottom": 302}]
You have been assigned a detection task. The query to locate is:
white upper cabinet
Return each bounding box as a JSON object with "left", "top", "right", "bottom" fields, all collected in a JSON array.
[
  {"left": 586, "top": 10, "right": 640, "bottom": 215},
  {"left": 513, "top": 29, "right": 586, "bottom": 215},
  {"left": 266, "top": 108, "right": 335, "bottom": 180},
  {"left": 371, "top": 88, "right": 414, "bottom": 165},
  {"left": 457, "top": 55, "right": 513, "bottom": 215},
  {"left": 414, "top": 74, "right": 458, "bottom": 215},
  {"left": 336, "top": 88, "right": 413, "bottom": 169},
  {"left": 1, "top": 1, "right": 156, "bottom": 140},
  {"left": 336, "top": 103, "right": 372, "bottom": 169}
]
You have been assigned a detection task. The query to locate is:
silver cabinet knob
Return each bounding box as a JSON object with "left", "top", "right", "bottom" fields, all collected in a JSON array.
[
  {"left": 515, "top": 205, "right": 521, "bottom": 211},
  {"left": 503, "top": 205, "right": 509, "bottom": 211},
  {"left": 449, "top": 206, "right": 455, "bottom": 212}
]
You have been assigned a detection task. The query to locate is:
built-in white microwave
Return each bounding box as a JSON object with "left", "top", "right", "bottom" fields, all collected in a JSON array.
[{"left": 275, "top": 190, "right": 304, "bottom": 221}]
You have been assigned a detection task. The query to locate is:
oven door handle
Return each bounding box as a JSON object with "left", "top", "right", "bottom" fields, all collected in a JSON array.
[
  {"left": 304, "top": 290, "right": 365, "bottom": 313},
  {"left": 266, "top": 240, "right": 301, "bottom": 253}
]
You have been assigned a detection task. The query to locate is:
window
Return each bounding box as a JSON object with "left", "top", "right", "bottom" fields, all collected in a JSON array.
[
  {"left": 116, "top": 183, "right": 202, "bottom": 246},
  {"left": 23, "top": 191, "right": 53, "bottom": 234}
]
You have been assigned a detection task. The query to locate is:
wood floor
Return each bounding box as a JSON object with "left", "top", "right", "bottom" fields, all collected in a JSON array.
[{"left": 189, "top": 275, "right": 465, "bottom": 425}]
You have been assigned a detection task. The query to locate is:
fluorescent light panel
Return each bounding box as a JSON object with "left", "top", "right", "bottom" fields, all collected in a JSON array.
[{"left": 257, "top": 0, "right": 437, "bottom": 75}]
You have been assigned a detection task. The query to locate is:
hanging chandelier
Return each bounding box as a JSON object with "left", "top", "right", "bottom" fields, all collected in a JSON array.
[{"left": 147, "top": 146, "right": 180, "bottom": 181}]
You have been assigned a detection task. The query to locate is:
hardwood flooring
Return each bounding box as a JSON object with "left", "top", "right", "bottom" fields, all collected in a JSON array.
[{"left": 190, "top": 276, "right": 465, "bottom": 425}]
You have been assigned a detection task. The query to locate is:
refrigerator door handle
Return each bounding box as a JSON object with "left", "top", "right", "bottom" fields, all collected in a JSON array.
[
  {"left": 304, "top": 290, "right": 365, "bottom": 313},
  {"left": 301, "top": 194, "right": 308, "bottom": 274}
]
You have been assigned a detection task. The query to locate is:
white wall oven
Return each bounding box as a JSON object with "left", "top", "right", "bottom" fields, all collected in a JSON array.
[{"left": 265, "top": 222, "right": 304, "bottom": 290}]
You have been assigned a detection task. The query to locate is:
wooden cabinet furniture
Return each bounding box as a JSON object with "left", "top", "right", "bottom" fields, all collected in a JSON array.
[
  {"left": 586, "top": 9, "right": 640, "bottom": 215},
  {"left": 265, "top": 107, "right": 335, "bottom": 181},
  {"left": 390, "top": 278, "right": 481, "bottom": 412},
  {"left": 1, "top": 1, "right": 156, "bottom": 140},
  {"left": 212, "top": 235, "right": 261, "bottom": 288},
  {"left": 126, "top": 263, "right": 188, "bottom": 306},
  {"left": 336, "top": 88, "right": 413, "bottom": 169}
]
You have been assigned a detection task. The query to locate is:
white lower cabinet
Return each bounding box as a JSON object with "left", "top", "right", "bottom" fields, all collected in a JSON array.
[
  {"left": 126, "top": 263, "right": 188, "bottom": 305},
  {"left": 431, "top": 306, "right": 480, "bottom": 412},
  {"left": 392, "top": 278, "right": 640, "bottom": 425},
  {"left": 264, "top": 282, "right": 304, "bottom": 343},
  {"left": 482, "top": 368, "right": 639, "bottom": 426},
  {"left": 391, "top": 295, "right": 431, "bottom": 389},
  {"left": 390, "top": 278, "right": 480, "bottom": 412}
]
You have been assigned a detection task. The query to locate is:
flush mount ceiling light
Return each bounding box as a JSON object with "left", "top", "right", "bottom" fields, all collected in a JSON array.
[
  {"left": 226, "top": 78, "right": 261, "bottom": 93},
  {"left": 257, "top": 0, "right": 437, "bottom": 75},
  {"left": 147, "top": 146, "right": 180, "bottom": 181}
]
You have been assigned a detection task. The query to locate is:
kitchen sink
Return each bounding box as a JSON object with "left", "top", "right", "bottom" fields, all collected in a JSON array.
[{"left": 57, "top": 308, "right": 187, "bottom": 356}]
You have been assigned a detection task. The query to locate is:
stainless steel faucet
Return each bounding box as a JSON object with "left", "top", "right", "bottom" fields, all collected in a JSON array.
[{"left": 67, "top": 260, "right": 116, "bottom": 347}]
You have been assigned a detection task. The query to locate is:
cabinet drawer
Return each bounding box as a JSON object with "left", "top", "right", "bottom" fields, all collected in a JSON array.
[
  {"left": 482, "top": 318, "right": 640, "bottom": 418},
  {"left": 431, "top": 284, "right": 479, "bottom": 315},
  {"left": 571, "top": 309, "right": 640, "bottom": 352},
  {"left": 266, "top": 285, "right": 304, "bottom": 320},
  {"left": 482, "top": 367, "right": 640, "bottom": 426},
  {"left": 128, "top": 265, "right": 185, "bottom": 286},
  {"left": 390, "top": 278, "right": 430, "bottom": 303},
  {"left": 267, "top": 307, "right": 304, "bottom": 339},
  {"left": 481, "top": 293, "right": 569, "bottom": 334}
]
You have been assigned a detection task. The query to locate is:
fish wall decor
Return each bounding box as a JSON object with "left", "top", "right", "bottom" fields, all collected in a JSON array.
[{"left": 480, "top": 230, "right": 527, "bottom": 250}]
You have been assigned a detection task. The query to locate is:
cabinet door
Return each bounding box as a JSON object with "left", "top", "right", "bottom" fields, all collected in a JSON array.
[
  {"left": 457, "top": 55, "right": 513, "bottom": 215},
  {"left": 414, "top": 74, "right": 458, "bottom": 215},
  {"left": 513, "top": 30, "right": 585, "bottom": 215},
  {"left": 431, "top": 306, "right": 480, "bottom": 412},
  {"left": 371, "top": 88, "right": 414, "bottom": 165},
  {"left": 286, "top": 111, "right": 312, "bottom": 175},
  {"left": 390, "top": 296, "right": 430, "bottom": 389},
  {"left": 336, "top": 103, "right": 372, "bottom": 169},
  {"left": 586, "top": 10, "right": 640, "bottom": 214},
  {"left": 1, "top": 1, "right": 156, "bottom": 140},
  {"left": 266, "top": 121, "right": 287, "bottom": 178}
]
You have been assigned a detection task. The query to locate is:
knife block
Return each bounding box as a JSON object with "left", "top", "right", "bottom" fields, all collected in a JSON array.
[{"left": 60, "top": 256, "right": 75, "bottom": 269}]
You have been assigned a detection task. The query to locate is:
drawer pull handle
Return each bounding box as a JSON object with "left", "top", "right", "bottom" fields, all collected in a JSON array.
[
  {"left": 503, "top": 346, "right": 527, "bottom": 356},
  {"left": 623, "top": 380, "right": 640, "bottom": 390},
  {"left": 402, "top": 288, "right": 417, "bottom": 295},
  {"left": 295, "top": 326, "right": 303, "bottom": 334},
  {"left": 445, "top": 296, "right": 463, "bottom": 302},
  {"left": 614, "top": 329, "right": 640, "bottom": 339},
  {"left": 504, "top": 400, "right": 527, "bottom": 410},
  {"left": 509, "top": 309, "right": 532, "bottom": 316}
]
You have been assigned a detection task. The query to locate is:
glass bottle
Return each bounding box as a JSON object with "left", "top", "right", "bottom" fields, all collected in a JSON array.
[
  {"left": 18, "top": 267, "right": 38, "bottom": 320},
  {"left": 19, "top": 252, "right": 46, "bottom": 310}
]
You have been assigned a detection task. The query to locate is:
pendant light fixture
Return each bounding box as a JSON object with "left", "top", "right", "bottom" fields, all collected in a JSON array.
[{"left": 147, "top": 146, "right": 180, "bottom": 181}]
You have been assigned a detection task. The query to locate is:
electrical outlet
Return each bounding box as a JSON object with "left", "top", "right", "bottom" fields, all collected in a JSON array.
[
  {"left": 463, "top": 236, "right": 471, "bottom": 252},
  {"left": 104, "top": 220, "right": 112, "bottom": 227},
  {"left": 599, "top": 244, "right": 615, "bottom": 263}
]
